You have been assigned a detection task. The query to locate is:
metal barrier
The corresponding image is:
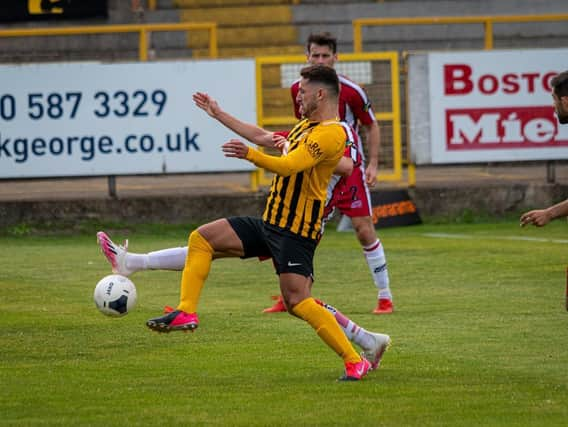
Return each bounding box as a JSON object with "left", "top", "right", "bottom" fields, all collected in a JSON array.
[
  {"left": 148, "top": 0, "right": 302, "bottom": 10},
  {"left": 352, "top": 13, "right": 568, "bottom": 186},
  {"left": 353, "top": 14, "right": 568, "bottom": 53},
  {"left": 253, "top": 52, "right": 402, "bottom": 190},
  {"left": 0, "top": 22, "right": 218, "bottom": 61}
]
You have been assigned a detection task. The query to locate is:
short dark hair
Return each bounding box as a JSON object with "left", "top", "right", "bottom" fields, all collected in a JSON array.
[
  {"left": 300, "top": 64, "right": 340, "bottom": 98},
  {"left": 306, "top": 32, "right": 337, "bottom": 54},
  {"left": 551, "top": 71, "right": 568, "bottom": 97}
]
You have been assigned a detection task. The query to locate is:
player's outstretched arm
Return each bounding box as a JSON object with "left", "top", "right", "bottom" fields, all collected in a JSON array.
[
  {"left": 192, "top": 92, "right": 273, "bottom": 147},
  {"left": 222, "top": 138, "right": 322, "bottom": 177},
  {"left": 520, "top": 198, "right": 568, "bottom": 227},
  {"left": 222, "top": 139, "right": 250, "bottom": 159}
]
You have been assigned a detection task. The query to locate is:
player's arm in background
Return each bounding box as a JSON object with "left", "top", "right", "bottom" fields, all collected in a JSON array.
[
  {"left": 192, "top": 92, "right": 274, "bottom": 148},
  {"left": 347, "top": 87, "right": 380, "bottom": 187},
  {"left": 520, "top": 199, "right": 568, "bottom": 227},
  {"left": 335, "top": 154, "right": 353, "bottom": 176}
]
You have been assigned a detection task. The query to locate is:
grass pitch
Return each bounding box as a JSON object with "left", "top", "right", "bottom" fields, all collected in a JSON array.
[{"left": 1, "top": 221, "right": 567, "bottom": 426}]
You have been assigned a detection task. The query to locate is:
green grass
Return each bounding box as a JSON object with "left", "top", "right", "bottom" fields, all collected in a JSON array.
[{"left": 1, "top": 221, "right": 568, "bottom": 426}]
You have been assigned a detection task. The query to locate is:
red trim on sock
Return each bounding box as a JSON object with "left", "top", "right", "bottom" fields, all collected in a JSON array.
[{"left": 363, "top": 240, "right": 381, "bottom": 252}]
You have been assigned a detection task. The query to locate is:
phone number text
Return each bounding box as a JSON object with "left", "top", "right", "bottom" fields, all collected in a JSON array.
[{"left": 0, "top": 89, "right": 167, "bottom": 120}]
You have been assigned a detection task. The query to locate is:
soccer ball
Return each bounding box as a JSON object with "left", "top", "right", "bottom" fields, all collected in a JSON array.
[{"left": 94, "top": 274, "right": 137, "bottom": 317}]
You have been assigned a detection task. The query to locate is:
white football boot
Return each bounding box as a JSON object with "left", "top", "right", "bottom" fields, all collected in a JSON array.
[
  {"left": 96, "top": 231, "right": 135, "bottom": 276},
  {"left": 362, "top": 333, "right": 391, "bottom": 371}
]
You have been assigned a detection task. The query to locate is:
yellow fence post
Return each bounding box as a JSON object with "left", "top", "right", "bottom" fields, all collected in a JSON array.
[
  {"left": 388, "top": 51, "right": 402, "bottom": 182},
  {"left": 353, "top": 21, "right": 363, "bottom": 53},
  {"left": 484, "top": 20, "right": 494, "bottom": 50},
  {"left": 139, "top": 28, "right": 148, "bottom": 61},
  {"left": 209, "top": 25, "right": 218, "bottom": 58}
]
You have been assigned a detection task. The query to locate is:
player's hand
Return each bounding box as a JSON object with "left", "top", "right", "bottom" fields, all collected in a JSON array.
[
  {"left": 222, "top": 139, "right": 250, "bottom": 159},
  {"left": 365, "top": 163, "right": 378, "bottom": 187},
  {"left": 272, "top": 134, "right": 290, "bottom": 154},
  {"left": 192, "top": 92, "right": 221, "bottom": 118},
  {"left": 519, "top": 209, "right": 552, "bottom": 227}
]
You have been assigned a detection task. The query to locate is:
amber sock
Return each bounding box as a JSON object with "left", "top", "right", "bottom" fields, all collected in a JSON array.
[
  {"left": 292, "top": 297, "right": 360, "bottom": 364},
  {"left": 177, "top": 230, "right": 213, "bottom": 314}
]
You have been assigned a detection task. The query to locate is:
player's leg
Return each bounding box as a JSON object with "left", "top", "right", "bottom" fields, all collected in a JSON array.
[
  {"left": 314, "top": 299, "right": 390, "bottom": 370},
  {"left": 271, "top": 231, "right": 371, "bottom": 381},
  {"left": 339, "top": 165, "right": 393, "bottom": 314},
  {"left": 350, "top": 215, "right": 393, "bottom": 314},
  {"left": 146, "top": 218, "right": 246, "bottom": 333},
  {"left": 97, "top": 231, "right": 187, "bottom": 276},
  {"left": 282, "top": 275, "right": 372, "bottom": 381},
  {"left": 281, "top": 273, "right": 371, "bottom": 380}
]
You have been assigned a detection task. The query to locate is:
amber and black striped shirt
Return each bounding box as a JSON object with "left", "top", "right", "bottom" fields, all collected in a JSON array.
[{"left": 245, "top": 118, "right": 346, "bottom": 240}]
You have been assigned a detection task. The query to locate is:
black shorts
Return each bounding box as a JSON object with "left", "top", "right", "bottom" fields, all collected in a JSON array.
[{"left": 227, "top": 216, "right": 316, "bottom": 278}]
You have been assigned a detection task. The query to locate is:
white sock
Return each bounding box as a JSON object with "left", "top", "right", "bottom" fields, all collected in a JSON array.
[
  {"left": 321, "top": 301, "right": 376, "bottom": 350},
  {"left": 124, "top": 253, "right": 149, "bottom": 273},
  {"left": 146, "top": 247, "right": 188, "bottom": 270},
  {"left": 363, "top": 239, "right": 392, "bottom": 300}
]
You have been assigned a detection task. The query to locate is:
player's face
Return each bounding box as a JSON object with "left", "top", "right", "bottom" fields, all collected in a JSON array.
[
  {"left": 552, "top": 92, "right": 568, "bottom": 124},
  {"left": 306, "top": 44, "right": 337, "bottom": 68},
  {"left": 296, "top": 78, "right": 320, "bottom": 118}
]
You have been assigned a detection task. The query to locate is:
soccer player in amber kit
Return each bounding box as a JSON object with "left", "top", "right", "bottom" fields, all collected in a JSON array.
[{"left": 141, "top": 65, "right": 388, "bottom": 380}]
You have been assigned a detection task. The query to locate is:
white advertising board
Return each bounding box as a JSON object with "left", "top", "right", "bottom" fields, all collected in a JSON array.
[
  {"left": 428, "top": 49, "right": 568, "bottom": 164},
  {"left": 0, "top": 59, "right": 256, "bottom": 178}
]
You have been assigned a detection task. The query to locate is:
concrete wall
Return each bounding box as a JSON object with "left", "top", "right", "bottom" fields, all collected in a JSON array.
[
  {"left": 0, "top": 192, "right": 266, "bottom": 228},
  {"left": 2, "top": 183, "right": 568, "bottom": 228}
]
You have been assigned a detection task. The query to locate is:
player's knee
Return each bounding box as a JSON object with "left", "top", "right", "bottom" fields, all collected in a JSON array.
[
  {"left": 188, "top": 229, "right": 213, "bottom": 254},
  {"left": 353, "top": 221, "right": 376, "bottom": 244},
  {"left": 282, "top": 291, "right": 307, "bottom": 314}
]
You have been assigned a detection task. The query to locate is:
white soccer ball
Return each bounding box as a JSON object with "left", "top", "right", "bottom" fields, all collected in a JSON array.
[{"left": 93, "top": 274, "right": 137, "bottom": 317}]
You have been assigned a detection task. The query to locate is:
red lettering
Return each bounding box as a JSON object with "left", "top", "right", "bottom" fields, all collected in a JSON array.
[
  {"left": 443, "top": 66, "right": 559, "bottom": 96},
  {"left": 446, "top": 106, "right": 568, "bottom": 149},
  {"left": 521, "top": 73, "right": 539, "bottom": 93},
  {"left": 479, "top": 74, "right": 498, "bottom": 95},
  {"left": 444, "top": 64, "right": 473, "bottom": 95},
  {"left": 502, "top": 74, "right": 520, "bottom": 94}
]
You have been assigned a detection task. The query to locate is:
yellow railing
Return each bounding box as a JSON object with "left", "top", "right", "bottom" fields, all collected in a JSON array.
[
  {"left": 0, "top": 22, "right": 218, "bottom": 61},
  {"left": 353, "top": 14, "right": 568, "bottom": 52},
  {"left": 353, "top": 13, "right": 568, "bottom": 186},
  {"left": 253, "top": 52, "right": 402, "bottom": 189},
  {"left": 149, "top": 0, "right": 301, "bottom": 9}
]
